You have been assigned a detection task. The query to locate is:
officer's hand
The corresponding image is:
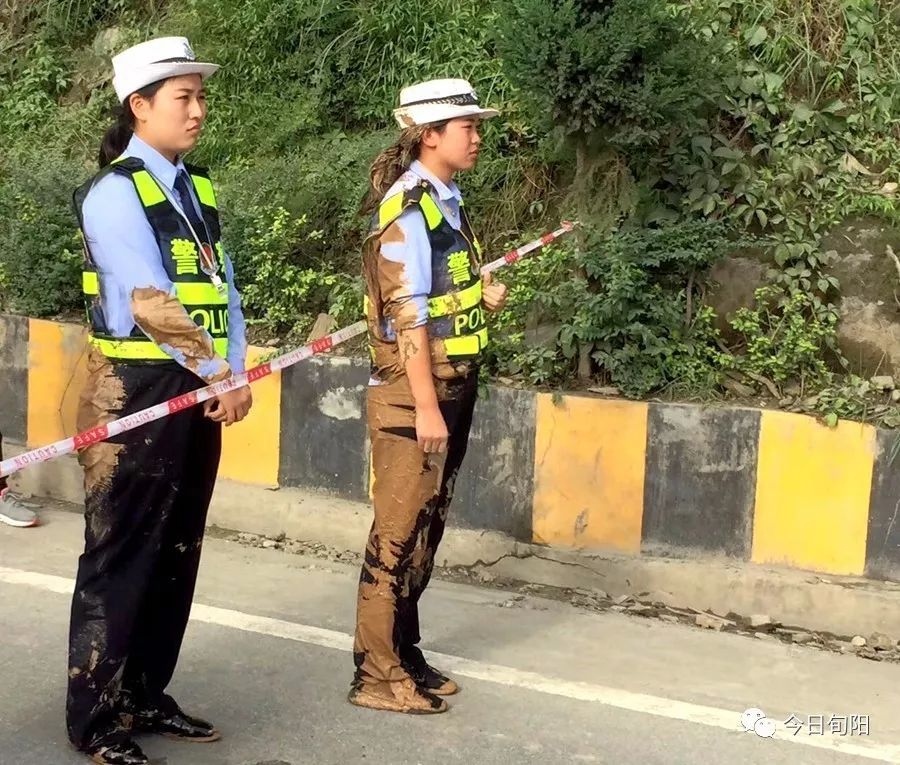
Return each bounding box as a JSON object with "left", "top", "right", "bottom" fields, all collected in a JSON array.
[
  {"left": 205, "top": 386, "right": 252, "bottom": 426},
  {"left": 482, "top": 272, "right": 508, "bottom": 313},
  {"left": 416, "top": 404, "right": 449, "bottom": 454}
]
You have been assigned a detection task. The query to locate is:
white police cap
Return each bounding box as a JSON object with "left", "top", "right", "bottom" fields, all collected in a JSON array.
[
  {"left": 112, "top": 37, "right": 219, "bottom": 103},
  {"left": 393, "top": 78, "right": 500, "bottom": 128}
]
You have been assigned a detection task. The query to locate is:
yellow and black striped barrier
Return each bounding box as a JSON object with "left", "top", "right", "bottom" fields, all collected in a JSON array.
[{"left": 3, "top": 313, "right": 897, "bottom": 582}]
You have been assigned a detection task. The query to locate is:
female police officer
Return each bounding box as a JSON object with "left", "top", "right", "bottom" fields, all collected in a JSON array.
[
  {"left": 67, "top": 37, "right": 251, "bottom": 764},
  {"left": 351, "top": 79, "right": 508, "bottom": 714}
]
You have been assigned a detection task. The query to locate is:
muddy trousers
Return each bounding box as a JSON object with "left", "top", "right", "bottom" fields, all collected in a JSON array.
[
  {"left": 66, "top": 359, "right": 221, "bottom": 750},
  {"left": 353, "top": 373, "right": 478, "bottom": 686}
]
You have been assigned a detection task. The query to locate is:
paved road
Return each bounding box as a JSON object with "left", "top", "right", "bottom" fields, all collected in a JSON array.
[{"left": 2, "top": 506, "right": 900, "bottom": 765}]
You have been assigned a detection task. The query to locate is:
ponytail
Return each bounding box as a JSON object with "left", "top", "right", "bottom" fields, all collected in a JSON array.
[
  {"left": 360, "top": 121, "right": 448, "bottom": 215},
  {"left": 97, "top": 79, "right": 168, "bottom": 169},
  {"left": 99, "top": 110, "right": 133, "bottom": 168}
]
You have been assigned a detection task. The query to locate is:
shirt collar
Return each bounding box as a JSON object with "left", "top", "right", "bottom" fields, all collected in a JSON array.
[
  {"left": 125, "top": 134, "right": 188, "bottom": 191},
  {"left": 410, "top": 160, "right": 462, "bottom": 203}
]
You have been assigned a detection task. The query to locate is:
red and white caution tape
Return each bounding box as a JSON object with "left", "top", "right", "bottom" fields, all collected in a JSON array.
[
  {"left": 0, "top": 221, "right": 577, "bottom": 479},
  {"left": 480, "top": 220, "right": 576, "bottom": 274},
  {"left": 0, "top": 320, "right": 367, "bottom": 480}
]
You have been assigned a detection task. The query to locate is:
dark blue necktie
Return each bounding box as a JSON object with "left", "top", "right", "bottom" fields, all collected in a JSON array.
[{"left": 173, "top": 170, "right": 206, "bottom": 237}]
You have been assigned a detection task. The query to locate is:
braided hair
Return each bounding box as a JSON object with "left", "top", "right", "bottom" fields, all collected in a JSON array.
[{"left": 360, "top": 121, "right": 448, "bottom": 215}]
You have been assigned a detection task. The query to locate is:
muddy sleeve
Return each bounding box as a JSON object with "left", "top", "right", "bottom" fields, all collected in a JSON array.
[
  {"left": 130, "top": 288, "right": 232, "bottom": 383},
  {"left": 378, "top": 208, "right": 431, "bottom": 333}
]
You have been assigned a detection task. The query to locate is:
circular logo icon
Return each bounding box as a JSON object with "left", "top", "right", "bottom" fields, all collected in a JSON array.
[
  {"left": 741, "top": 708, "right": 766, "bottom": 733},
  {"left": 754, "top": 717, "right": 777, "bottom": 738}
]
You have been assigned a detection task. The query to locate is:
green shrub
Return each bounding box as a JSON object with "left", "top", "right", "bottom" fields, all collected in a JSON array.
[
  {"left": 486, "top": 220, "right": 735, "bottom": 396},
  {"left": 0, "top": 150, "right": 84, "bottom": 317},
  {"left": 232, "top": 204, "right": 361, "bottom": 341},
  {"left": 495, "top": 0, "right": 716, "bottom": 152},
  {"left": 218, "top": 130, "right": 387, "bottom": 275},
  {"left": 726, "top": 281, "right": 840, "bottom": 385},
  {"left": 576, "top": 221, "right": 734, "bottom": 397}
]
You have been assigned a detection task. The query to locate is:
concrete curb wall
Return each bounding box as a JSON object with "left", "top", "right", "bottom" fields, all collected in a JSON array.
[{"left": 4, "top": 315, "right": 900, "bottom": 585}]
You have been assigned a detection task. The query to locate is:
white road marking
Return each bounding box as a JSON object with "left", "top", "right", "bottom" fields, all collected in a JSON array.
[{"left": 2, "top": 565, "right": 899, "bottom": 762}]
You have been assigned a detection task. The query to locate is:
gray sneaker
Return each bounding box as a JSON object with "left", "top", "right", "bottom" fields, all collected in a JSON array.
[{"left": 0, "top": 490, "right": 38, "bottom": 527}]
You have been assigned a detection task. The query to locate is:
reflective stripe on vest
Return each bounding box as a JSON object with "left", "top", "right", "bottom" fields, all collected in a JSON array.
[
  {"left": 427, "top": 280, "right": 482, "bottom": 318},
  {"left": 132, "top": 169, "right": 167, "bottom": 207},
  {"left": 190, "top": 174, "right": 217, "bottom": 208},
  {"left": 418, "top": 193, "right": 443, "bottom": 230},
  {"left": 89, "top": 335, "right": 229, "bottom": 361},
  {"left": 84, "top": 274, "right": 224, "bottom": 307},
  {"left": 379, "top": 190, "right": 443, "bottom": 232},
  {"left": 443, "top": 328, "right": 488, "bottom": 357}
]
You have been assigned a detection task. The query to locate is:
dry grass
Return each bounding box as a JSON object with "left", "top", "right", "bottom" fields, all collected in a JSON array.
[{"left": 788, "top": 0, "right": 847, "bottom": 63}]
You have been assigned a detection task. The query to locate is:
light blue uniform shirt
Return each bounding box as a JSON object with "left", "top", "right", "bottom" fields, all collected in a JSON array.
[
  {"left": 81, "top": 134, "right": 247, "bottom": 374},
  {"left": 379, "top": 159, "right": 464, "bottom": 337}
]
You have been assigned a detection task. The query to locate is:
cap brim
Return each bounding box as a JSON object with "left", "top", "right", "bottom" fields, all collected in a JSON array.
[
  {"left": 470, "top": 107, "right": 500, "bottom": 120},
  {"left": 393, "top": 103, "right": 501, "bottom": 128},
  {"left": 114, "top": 61, "right": 220, "bottom": 102},
  {"left": 163, "top": 61, "right": 220, "bottom": 80}
]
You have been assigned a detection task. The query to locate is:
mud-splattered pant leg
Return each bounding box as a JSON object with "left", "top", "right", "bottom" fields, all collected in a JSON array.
[
  {"left": 120, "top": 409, "right": 220, "bottom": 704},
  {"left": 399, "top": 374, "right": 478, "bottom": 650},
  {"left": 66, "top": 358, "right": 220, "bottom": 750},
  {"left": 354, "top": 374, "right": 478, "bottom": 685}
]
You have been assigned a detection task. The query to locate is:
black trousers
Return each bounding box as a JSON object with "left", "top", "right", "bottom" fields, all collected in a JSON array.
[{"left": 66, "top": 358, "right": 221, "bottom": 749}]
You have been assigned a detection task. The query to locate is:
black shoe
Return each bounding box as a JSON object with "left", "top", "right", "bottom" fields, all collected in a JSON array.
[
  {"left": 128, "top": 696, "right": 221, "bottom": 743},
  {"left": 400, "top": 646, "right": 460, "bottom": 696},
  {"left": 84, "top": 738, "right": 148, "bottom": 765}
]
